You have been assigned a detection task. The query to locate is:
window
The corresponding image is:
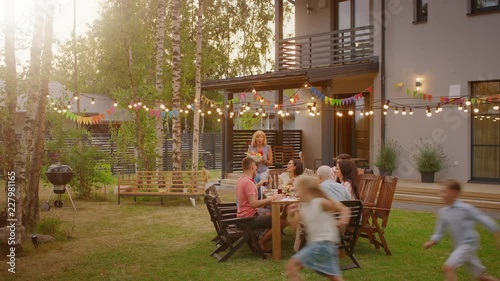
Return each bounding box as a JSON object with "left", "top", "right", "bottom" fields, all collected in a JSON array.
[
  {"left": 469, "top": 0, "right": 500, "bottom": 15},
  {"left": 414, "top": 0, "right": 428, "bottom": 23},
  {"left": 471, "top": 80, "right": 500, "bottom": 182}
]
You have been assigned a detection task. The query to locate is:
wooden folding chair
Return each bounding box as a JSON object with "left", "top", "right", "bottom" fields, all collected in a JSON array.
[
  {"left": 205, "top": 185, "right": 237, "bottom": 243},
  {"left": 268, "top": 168, "right": 287, "bottom": 189},
  {"left": 204, "top": 195, "right": 266, "bottom": 262},
  {"left": 339, "top": 200, "right": 364, "bottom": 270},
  {"left": 358, "top": 174, "right": 382, "bottom": 207},
  {"left": 361, "top": 176, "right": 398, "bottom": 255}
]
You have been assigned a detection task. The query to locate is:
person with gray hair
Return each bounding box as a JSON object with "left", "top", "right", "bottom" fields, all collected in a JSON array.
[{"left": 317, "top": 165, "right": 351, "bottom": 202}]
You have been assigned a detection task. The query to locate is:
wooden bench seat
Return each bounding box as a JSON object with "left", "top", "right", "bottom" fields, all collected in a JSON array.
[{"left": 117, "top": 170, "right": 208, "bottom": 204}]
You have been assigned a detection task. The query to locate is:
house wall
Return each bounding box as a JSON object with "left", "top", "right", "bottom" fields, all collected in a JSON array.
[
  {"left": 295, "top": 0, "right": 332, "bottom": 37},
  {"left": 371, "top": 0, "right": 500, "bottom": 182}
]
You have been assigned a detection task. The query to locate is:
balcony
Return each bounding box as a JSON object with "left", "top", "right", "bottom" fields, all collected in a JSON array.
[{"left": 278, "top": 25, "right": 376, "bottom": 71}]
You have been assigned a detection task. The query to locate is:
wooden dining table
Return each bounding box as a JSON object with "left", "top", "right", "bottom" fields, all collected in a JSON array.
[{"left": 271, "top": 197, "right": 300, "bottom": 260}]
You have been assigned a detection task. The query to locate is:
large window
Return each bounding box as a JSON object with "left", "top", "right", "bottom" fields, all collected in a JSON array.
[
  {"left": 469, "top": 0, "right": 500, "bottom": 14},
  {"left": 471, "top": 81, "right": 500, "bottom": 182},
  {"left": 414, "top": 0, "right": 428, "bottom": 23}
]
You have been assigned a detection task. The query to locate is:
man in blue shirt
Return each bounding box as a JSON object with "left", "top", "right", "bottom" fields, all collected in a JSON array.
[
  {"left": 317, "top": 166, "right": 351, "bottom": 202},
  {"left": 423, "top": 179, "right": 500, "bottom": 281}
]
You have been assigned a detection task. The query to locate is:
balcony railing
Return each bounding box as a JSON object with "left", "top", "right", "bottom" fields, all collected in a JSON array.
[{"left": 278, "top": 25, "right": 375, "bottom": 71}]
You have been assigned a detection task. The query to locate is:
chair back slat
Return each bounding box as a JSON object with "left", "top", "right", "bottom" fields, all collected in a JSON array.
[
  {"left": 268, "top": 168, "right": 287, "bottom": 189},
  {"left": 358, "top": 174, "right": 382, "bottom": 206},
  {"left": 376, "top": 176, "right": 398, "bottom": 225}
]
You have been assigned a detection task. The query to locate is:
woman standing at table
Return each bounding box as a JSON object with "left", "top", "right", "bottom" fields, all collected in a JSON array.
[{"left": 248, "top": 130, "right": 273, "bottom": 181}]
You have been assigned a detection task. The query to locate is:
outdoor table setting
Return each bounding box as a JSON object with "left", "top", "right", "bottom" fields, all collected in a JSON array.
[{"left": 265, "top": 186, "right": 300, "bottom": 260}]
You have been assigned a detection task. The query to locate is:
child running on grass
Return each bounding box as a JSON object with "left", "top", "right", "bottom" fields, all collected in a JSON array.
[
  {"left": 285, "top": 175, "right": 350, "bottom": 281},
  {"left": 423, "top": 179, "right": 500, "bottom": 281}
]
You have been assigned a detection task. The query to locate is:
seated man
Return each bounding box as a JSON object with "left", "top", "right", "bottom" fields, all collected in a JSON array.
[
  {"left": 317, "top": 165, "right": 351, "bottom": 202},
  {"left": 236, "top": 156, "right": 283, "bottom": 252}
]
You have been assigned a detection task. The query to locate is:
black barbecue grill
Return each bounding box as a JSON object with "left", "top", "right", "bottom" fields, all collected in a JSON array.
[{"left": 43, "top": 164, "right": 77, "bottom": 210}]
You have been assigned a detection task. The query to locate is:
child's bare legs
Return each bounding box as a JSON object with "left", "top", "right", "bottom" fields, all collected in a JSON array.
[
  {"left": 442, "top": 265, "right": 457, "bottom": 281},
  {"left": 285, "top": 258, "right": 303, "bottom": 281}
]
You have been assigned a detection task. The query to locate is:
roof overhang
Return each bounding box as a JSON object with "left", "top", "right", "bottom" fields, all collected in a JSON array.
[{"left": 201, "top": 60, "right": 379, "bottom": 93}]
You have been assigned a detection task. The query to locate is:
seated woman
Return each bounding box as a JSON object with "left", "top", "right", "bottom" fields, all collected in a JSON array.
[
  {"left": 279, "top": 159, "right": 304, "bottom": 188},
  {"left": 336, "top": 160, "right": 361, "bottom": 200}
]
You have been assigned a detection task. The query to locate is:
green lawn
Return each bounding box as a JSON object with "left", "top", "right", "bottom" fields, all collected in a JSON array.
[{"left": 1, "top": 189, "right": 499, "bottom": 281}]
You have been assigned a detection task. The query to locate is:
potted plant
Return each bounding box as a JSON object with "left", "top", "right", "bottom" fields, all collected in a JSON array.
[
  {"left": 374, "top": 139, "right": 403, "bottom": 176},
  {"left": 410, "top": 139, "right": 447, "bottom": 183}
]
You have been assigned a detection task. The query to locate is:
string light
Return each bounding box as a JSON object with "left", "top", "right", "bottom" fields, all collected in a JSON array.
[
  {"left": 207, "top": 110, "right": 212, "bottom": 115},
  {"left": 394, "top": 106, "right": 399, "bottom": 114},
  {"left": 245, "top": 103, "right": 250, "bottom": 111},
  {"left": 463, "top": 106, "right": 468, "bottom": 113},
  {"left": 187, "top": 104, "right": 192, "bottom": 109},
  {"left": 113, "top": 100, "right": 118, "bottom": 107},
  {"left": 383, "top": 110, "right": 387, "bottom": 115},
  {"left": 285, "top": 109, "right": 290, "bottom": 116},
  {"left": 458, "top": 103, "right": 463, "bottom": 111},
  {"left": 409, "top": 108, "right": 413, "bottom": 115},
  {"left": 473, "top": 107, "right": 479, "bottom": 113},
  {"left": 494, "top": 104, "right": 499, "bottom": 111},
  {"left": 465, "top": 100, "right": 471, "bottom": 106},
  {"left": 402, "top": 107, "right": 406, "bottom": 115},
  {"left": 295, "top": 108, "right": 300, "bottom": 114},
  {"left": 138, "top": 100, "right": 142, "bottom": 106},
  {"left": 255, "top": 111, "right": 260, "bottom": 116},
  {"left": 91, "top": 97, "right": 95, "bottom": 105},
  {"left": 360, "top": 109, "right": 364, "bottom": 116},
  {"left": 369, "top": 108, "right": 374, "bottom": 115},
  {"left": 383, "top": 100, "right": 390, "bottom": 109},
  {"left": 426, "top": 106, "right": 432, "bottom": 117},
  {"left": 348, "top": 110, "right": 354, "bottom": 115},
  {"left": 73, "top": 94, "right": 78, "bottom": 100},
  {"left": 128, "top": 105, "right": 132, "bottom": 109},
  {"left": 67, "top": 102, "right": 71, "bottom": 109}
]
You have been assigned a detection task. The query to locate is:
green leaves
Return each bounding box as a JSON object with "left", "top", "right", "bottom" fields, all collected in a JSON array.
[
  {"left": 374, "top": 139, "right": 403, "bottom": 172},
  {"left": 411, "top": 139, "right": 448, "bottom": 173}
]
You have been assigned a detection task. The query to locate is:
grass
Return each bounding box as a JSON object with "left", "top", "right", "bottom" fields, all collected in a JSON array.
[{"left": 0, "top": 187, "right": 499, "bottom": 281}]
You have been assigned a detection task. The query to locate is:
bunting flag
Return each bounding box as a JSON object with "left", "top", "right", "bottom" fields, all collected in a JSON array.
[
  {"left": 311, "top": 86, "right": 366, "bottom": 107},
  {"left": 393, "top": 82, "right": 404, "bottom": 89},
  {"left": 405, "top": 88, "right": 432, "bottom": 101}
]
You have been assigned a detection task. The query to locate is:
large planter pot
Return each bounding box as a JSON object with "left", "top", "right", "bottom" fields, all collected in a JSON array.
[
  {"left": 379, "top": 169, "right": 393, "bottom": 176},
  {"left": 420, "top": 172, "right": 435, "bottom": 183}
]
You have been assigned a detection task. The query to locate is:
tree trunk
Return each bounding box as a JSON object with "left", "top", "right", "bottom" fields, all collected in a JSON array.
[
  {"left": 24, "top": 2, "right": 55, "bottom": 231},
  {"left": 127, "top": 46, "right": 147, "bottom": 170},
  {"left": 12, "top": 0, "right": 43, "bottom": 239},
  {"left": 171, "top": 0, "right": 182, "bottom": 171},
  {"left": 3, "top": 0, "right": 17, "bottom": 201},
  {"left": 154, "top": 0, "right": 165, "bottom": 171},
  {"left": 191, "top": 0, "right": 203, "bottom": 171}
]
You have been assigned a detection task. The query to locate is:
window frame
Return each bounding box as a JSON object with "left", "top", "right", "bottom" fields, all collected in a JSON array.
[
  {"left": 468, "top": 0, "right": 500, "bottom": 15},
  {"left": 470, "top": 80, "right": 500, "bottom": 183},
  {"left": 413, "top": 0, "right": 428, "bottom": 23}
]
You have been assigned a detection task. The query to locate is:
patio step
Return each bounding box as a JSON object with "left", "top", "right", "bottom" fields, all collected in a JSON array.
[{"left": 394, "top": 183, "right": 500, "bottom": 212}]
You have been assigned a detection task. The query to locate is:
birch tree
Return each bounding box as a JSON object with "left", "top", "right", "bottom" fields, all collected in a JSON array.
[
  {"left": 171, "top": 0, "right": 182, "bottom": 171},
  {"left": 155, "top": 0, "right": 166, "bottom": 171},
  {"left": 191, "top": 0, "right": 203, "bottom": 170},
  {"left": 24, "top": 0, "right": 55, "bottom": 230}
]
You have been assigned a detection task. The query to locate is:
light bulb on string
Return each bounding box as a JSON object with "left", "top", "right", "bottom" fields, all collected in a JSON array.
[
  {"left": 207, "top": 110, "right": 212, "bottom": 115},
  {"left": 364, "top": 111, "right": 369, "bottom": 116},
  {"left": 113, "top": 100, "right": 118, "bottom": 107},
  {"left": 67, "top": 102, "right": 71, "bottom": 109},
  {"left": 198, "top": 109, "right": 202, "bottom": 113},
  {"left": 91, "top": 97, "right": 95, "bottom": 105},
  {"left": 402, "top": 107, "right": 406, "bottom": 115},
  {"left": 394, "top": 106, "right": 399, "bottom": 114},
  {"left": 179, "top": 109, "right": 184, "bottom": 113},
  {"left": 435, "top": 106, "right": 439, "bottom": 113},
  {"left": 437, "top": 103, "right": 442, "bottom": 112},
  {"left": 217, "top": 118, "right": 221, "bottom": 122},
  {"left": 316, "top": 111, "right": 320, "bottom": 116},
  {"left": 245, "top": 103, "right": 250, "bottom": 111},
  {"left": 311, "top": 102, "right": 317, "bottom": 111},
  {"left": 255, "top": 111, "right": 260, "bottom": 116},
  {"left": 383, "top": 100, "right": 390, "bottom": 109},
  {"left": 201, "top": 112, "right": 205, "bottom": 116},
  {"left": 216, "top": 107, "right": 221, "bottom": 113},
  {"left": 138, "top": 100, "right": 142, "bottom": 106},
  {"left": 285, "top": 109, "right": 290, "bottom": 116},
  {"left": 360, "top": 109, "right": 364, "bottom": 116},
  {"left": 369, "top": 108, "right": 374, "bottom": 115},
  {"left": 493, "top": 104, "right": 499, "bottom": 111},
  {"left": 187, "top": 104, "right": 192, "bottom": 109},
  {"left": 295, "top": 108, "right": 300, "bottom": 114},
  {"left": 463, "top": 106, "right": 468, "bottom": 113},
  {"left": 128, "top": 104, "right": 132, "bottom": 109},
  {"left": 473, "top": 107, "right": 479, "bottom": 113},
  {"left": 426, "top": 106, "right": 432, "bottom": 117},
  {"left": 210, "top": 103, "right": 215, "bottom": 108},
  {"left": 458, "top": 103, "right": 463, "bottom": 111},
  {"left": 409, "top": 108, "right": 414, "bottom": 115},
  {"left": 465, "top": 100, "right": 471, "bottom": 106},
  {"left": 73, "top": 94, "right": 78, "bottom": 100}
]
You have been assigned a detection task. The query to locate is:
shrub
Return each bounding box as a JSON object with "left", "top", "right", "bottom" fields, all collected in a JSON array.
[
  {"left": 410, "top": 139, "right": 447, "bottom": 173},
  {"left": 374, "top": 139, "right": 403, "bottom": 172}
]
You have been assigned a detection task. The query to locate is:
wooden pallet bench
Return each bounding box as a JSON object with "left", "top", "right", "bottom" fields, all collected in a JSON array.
[{"left": 117, "top": 170, "right": 208, "bottom": 205}]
